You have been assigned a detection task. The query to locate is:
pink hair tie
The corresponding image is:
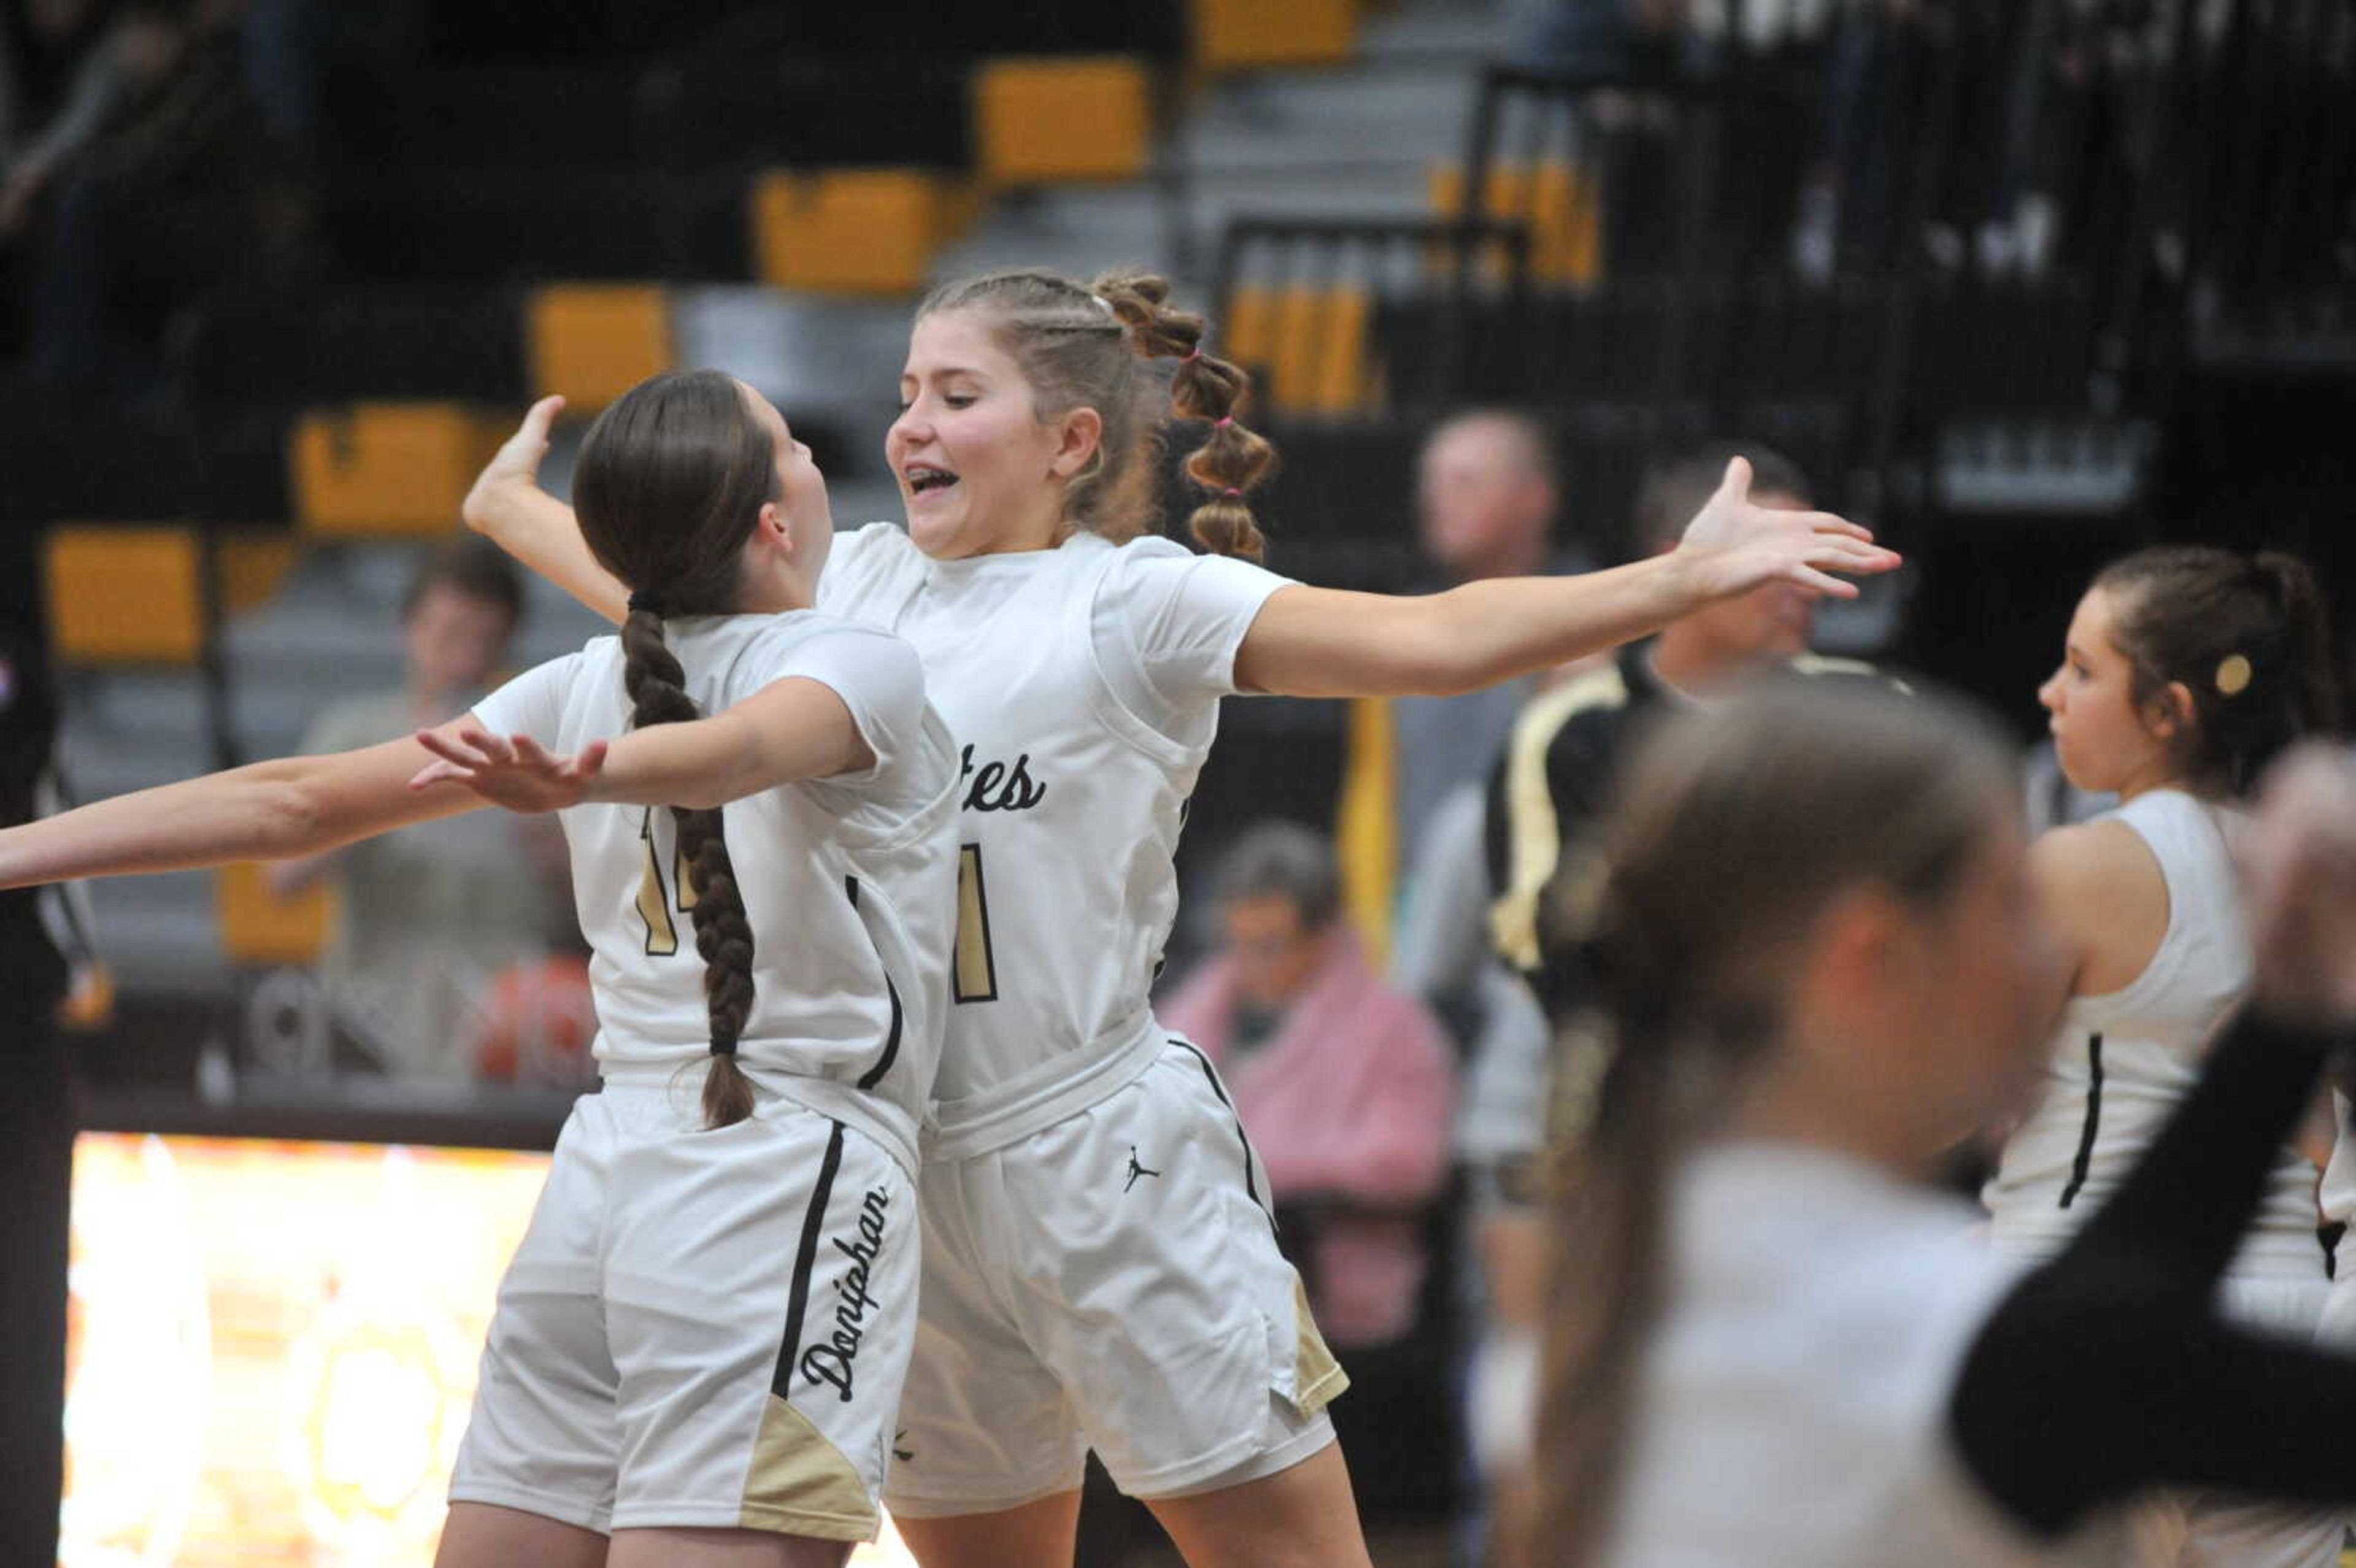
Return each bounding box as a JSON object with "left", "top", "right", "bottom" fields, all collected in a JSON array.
[
  {"left": 1213, "top": 415, "right": 1235, "bottom": 429},
  {"left": 1182, "top": 346, "right": 1203, "bottom": 363},
  {"left": 1221, "top": 487, "right": 1242, "bottom": 498}
]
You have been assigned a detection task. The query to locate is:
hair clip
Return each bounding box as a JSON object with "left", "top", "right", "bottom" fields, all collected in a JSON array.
[{"left": 2215, "top": 653, "right": 2253, "bottom": 696}]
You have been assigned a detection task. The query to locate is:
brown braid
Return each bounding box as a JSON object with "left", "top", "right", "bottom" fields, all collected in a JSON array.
[
  {"left": 915, "top": 266, "right": 1279, "bottom": 560},
  {"left": 1091, "top": 266, "right": 1276, "bottom": 562},
  {"left": 579, "top": 370, "right": 782, "bottom": 1129}
]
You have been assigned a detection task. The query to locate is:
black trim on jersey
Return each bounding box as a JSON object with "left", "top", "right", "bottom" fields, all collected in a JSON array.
[
  {"left": 2058, "top": 1032, "right": 2105, "bottom": 1210},
  {"left": 857, "top": 976, "right": 904, "bottom": 1091},
  {"left": 844, "top": 874, "right": 859, "bottom": 909},
  {"left": 1169, "top": 1037, "right": 1277, "bottom": 1234},
  {"left": 774, "top": 1119, "right": 847, "bottom": 1399}
]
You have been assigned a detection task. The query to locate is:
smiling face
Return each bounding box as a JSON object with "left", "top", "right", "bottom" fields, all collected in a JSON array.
[
  {"left": 887, "top": 309, "right": 1090, "bottom": 560},
  {"left": 2038, "top": 585, "right": 2185, "bottom": 797}
]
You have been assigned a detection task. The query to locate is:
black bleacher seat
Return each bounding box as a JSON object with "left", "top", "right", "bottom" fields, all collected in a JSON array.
[
  {"left": 639, "top": 55, "right": 973, "bottom": 175},
  {"left": 321, "top": 168, "right": 713, "bottom": 284},
  {"left": 177, "top": 288, "right": 528, "bottom": 408}
]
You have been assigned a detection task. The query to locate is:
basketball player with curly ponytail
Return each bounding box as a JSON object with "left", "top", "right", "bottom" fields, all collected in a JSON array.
[
  {"left": 464, "top": 263, "right": 1895, "bottom": 1567},
  {"left": 0, "top": 369, "right": 961, "bottom": 1568},
  {"left": 1984, "top": 545, "right": 2345, "bottom": 1568}
]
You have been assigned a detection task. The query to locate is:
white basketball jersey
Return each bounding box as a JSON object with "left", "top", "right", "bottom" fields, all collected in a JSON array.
[
  {"left": 818, "top": 524, "right": 1288, "bottom": 1154},
  {"left": 470, "top": 612, "right": 961, "bottom": 1172},
  {"left": 1984, "top": 790, "right": 2325, "bottom": 1273},
  {"left": 1608, "top": 1143, "right": 2121, "bottom": 1568}
]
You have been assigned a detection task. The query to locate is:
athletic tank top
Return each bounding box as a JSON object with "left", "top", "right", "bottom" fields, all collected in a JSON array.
[
  {"left": 817, "top": 525, "right": 1288, "bottom": 1156},
  {"left": 1983, "top": 790, "right": 2324, "bottom": 1274},
  {"left": 471, "top": 612, "right": 961, "bottom": 1174}
]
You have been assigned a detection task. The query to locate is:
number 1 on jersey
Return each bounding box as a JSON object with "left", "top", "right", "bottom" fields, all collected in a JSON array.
[
  {"left": 954, "top": 844, "right": 999, "bottom": 1003},
  {"left": 636, "top": 809, "right": 697, "bottom": 957}
]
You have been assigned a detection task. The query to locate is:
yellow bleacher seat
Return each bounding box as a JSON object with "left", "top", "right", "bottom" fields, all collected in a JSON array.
[
  {"left": 751, "top": 169, "right": 962, "bottom": 296},
  {"left": 291, "top": 403, "right": 507, "bottom": 539},
  {"left": 1431, "top": 159, "right": 1601, "bottom": 286},
  {"left": 1223, "top": 283, "right": 1376, "bottom": 416},
  {"left": 1191, "top": 0, "right": 1358, "bottom": 71},
  {"left": 528, "top": 284, "right": 674, "bottom": 410},
  {"left": 217, "top": 862, "right": 334, "bottom": 968},
  {"left": 974, "top": 56, "right": 1152, "bottom": 186},
  {"left": 45, "top": 525, "right": 206, "bottom": 666},
  {"left": 218, "top": 534, "right": 299, "bottom": 615}
]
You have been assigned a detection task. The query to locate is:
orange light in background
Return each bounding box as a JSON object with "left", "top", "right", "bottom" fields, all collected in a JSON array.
[{"left": 63, "top": 1133, "right": 925, "bottom": 1567}]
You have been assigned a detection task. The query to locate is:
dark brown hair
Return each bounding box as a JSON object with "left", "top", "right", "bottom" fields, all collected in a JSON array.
[
  {"left": 915, "top": 266, "right": 1278, "bottom": 560},
  {"left": 1630, "top": 440, "right": 1813, "bottom": 560},
  {"left": 1535, "top": 684, "right": 2015, "bottom": 1567},
  {"left": 572, "top": 369, "right": 776, "bottom": 1129},
  {"left": 2092, "top": 545, "right": 2341, "bottom": 796}
]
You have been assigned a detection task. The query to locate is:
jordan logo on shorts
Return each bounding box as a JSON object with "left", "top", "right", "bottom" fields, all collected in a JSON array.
[{"left": 1124, "top": 1146, "right": 1161, "bottom": 1192}]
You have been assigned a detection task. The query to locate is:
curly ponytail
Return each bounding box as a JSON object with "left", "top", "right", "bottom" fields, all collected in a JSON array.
[
  {"left": 917, "top": 264, "right": 1280, "bottom": 561},
  {"left": 578, "top": 369, "right": 783, "bottom": 1130},
  {"left": 1091, "top": 266, "right": 1277, "bottom": 561}
]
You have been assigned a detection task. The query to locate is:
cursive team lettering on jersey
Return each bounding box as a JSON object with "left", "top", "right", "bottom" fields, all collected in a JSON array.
[
  {"left": 801, "top": 1185, "right": 891, "bottom": 1403},
  {"left": 960, "top": 745, "right": 1047, "bottom": 813}
]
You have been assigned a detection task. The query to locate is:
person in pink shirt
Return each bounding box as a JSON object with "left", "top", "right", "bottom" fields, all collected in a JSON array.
[{"left": 1164, "top": 821, "right": 1457, "bottom": 1348}]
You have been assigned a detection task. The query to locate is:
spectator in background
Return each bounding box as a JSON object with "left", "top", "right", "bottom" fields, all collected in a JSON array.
[
  {"left": 1163, "top": 821, "right": 1457, "bottom": 1350},
  {"left": 1392, "top": 408, "right": 1588, "bottom": 873},
  {"left": 4, "top": 0, "right": 307, "bottom": 399},
  {"left": 269, "top": 539, "right": 570, "bottom": 1083}
]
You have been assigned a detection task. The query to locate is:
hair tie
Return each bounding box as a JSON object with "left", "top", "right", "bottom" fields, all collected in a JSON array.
[
  {"left": 628, "top": 591, "right": 669, "bottom": 618},
  {"left": 1221, "top": 487, "right": 1242, "bottom": 498},
  {"left": 1182, "top": 346, "right": 1203, "bottom": 363},
  {"left": 710, "top": 1040, "right": 738, "bottom": 1058},
  {"left": 1213, "top": 415, "right": 1234, "bottom": 429},
  {"left": 2215, "top": 653, "right": 2253, "bottom": 696}
]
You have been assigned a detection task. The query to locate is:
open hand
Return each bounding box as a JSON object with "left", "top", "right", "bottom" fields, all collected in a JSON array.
[
  {"left": 1674, "top": 456, "right": 1902, "bottom": 601},
  {"left": 462, "top": 396, "right": 566, "bottom": 535},
  {"left": 409, "top": 726, "right": 607, "bottom": 814},
  {"left": 2244, "top": 745, "right": 2356, "bottom": 1026}
]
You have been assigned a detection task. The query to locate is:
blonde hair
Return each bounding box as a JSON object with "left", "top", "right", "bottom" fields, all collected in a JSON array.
[{"left": 916, "top": 266, "right": 1277, "bottom": 559}]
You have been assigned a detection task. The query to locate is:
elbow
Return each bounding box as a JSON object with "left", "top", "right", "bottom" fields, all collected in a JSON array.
[{"left": 261, "top": 775, "right": 334, "bottom": 858}]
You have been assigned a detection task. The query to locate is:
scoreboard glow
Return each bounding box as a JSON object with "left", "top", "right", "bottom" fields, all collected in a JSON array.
[{"left": 63, "top": 1132, "right": 917, "bottom": 1567}]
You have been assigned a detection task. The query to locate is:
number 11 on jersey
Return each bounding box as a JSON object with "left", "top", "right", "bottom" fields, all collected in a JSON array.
[
  {"left": 955, "top": 844, "right": 999, "bottom": 1004},
  {"left": 636, "top": 809, "right": 697, "bottom": 957}
]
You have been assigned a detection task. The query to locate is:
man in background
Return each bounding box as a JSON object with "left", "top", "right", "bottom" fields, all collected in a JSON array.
[{"left": 270, "top": 539, "right": 569, "bottom": 1082}]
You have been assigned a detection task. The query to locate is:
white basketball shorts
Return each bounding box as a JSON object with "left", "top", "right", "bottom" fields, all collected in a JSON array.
[
  {"left": 885, "top": 1037, "right": 1349, "bottom": 1517},
  {"left": 448, "top": 1077, "right": 917, "bottom": 1540}
]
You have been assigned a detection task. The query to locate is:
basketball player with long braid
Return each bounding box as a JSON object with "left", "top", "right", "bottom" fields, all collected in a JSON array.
[
  {"left": 0, "top": 370, "right": 961, "bottom": 1568},
  {"left": 464, "top": 264, "right": 1896, "bottom": 1567}
]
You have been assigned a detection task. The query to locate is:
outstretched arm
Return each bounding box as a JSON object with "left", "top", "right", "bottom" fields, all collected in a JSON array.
[
  {"left": 412, "top": 676, "right": 875, "bottom": 814},
  {"left": 1233, "top": 458, "right": 1898, "bottom": 699},
  {"left": 463, "top": 396, "right": 630, "bottom": 626},
  {"left": 0, "top": 717, "right": 492, "bottom": 889}
]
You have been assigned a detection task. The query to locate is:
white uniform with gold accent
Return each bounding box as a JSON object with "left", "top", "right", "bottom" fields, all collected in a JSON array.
[
  {"left": 818, "top": 524, "right": 1347, "bottom": 1512},
  {"left": 448, "top": 611, "right": 960, "bottom": 1540}
]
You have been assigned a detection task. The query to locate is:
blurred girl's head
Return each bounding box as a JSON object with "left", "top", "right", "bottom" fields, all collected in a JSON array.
[
  {"left": 2039, "top": 547, "right": 2339, "bottom": 799},
  {"left": 1536, "top": 684, "right": 2039, "bottom": 1566},
  {"left": 890, "top": 266, "right": 1275, "bottom": 561}
]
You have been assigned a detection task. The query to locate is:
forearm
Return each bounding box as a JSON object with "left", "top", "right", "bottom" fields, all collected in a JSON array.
[
  {"left": 583, "top": 718, "right": 769, "bottom": 813},
  {"left": 264, "top": 846, "right": 344, "bottom": 895},
  {"left": 1420, "top": 555, "right": 1704, "bottom": 694},
  {"left": 464, "top": 479, "right": 627, "bottom": 625},
  {"left": 0, "top": 761, "right": 329, "bottom": 886}
]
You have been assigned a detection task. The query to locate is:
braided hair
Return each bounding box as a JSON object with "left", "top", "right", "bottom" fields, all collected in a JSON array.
[
  {"left": 574, "top": 369, "right": 779, "bottom": 1128},
  {"left": 915, "top": 266, "right": 1279, "bottom": 560}
]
